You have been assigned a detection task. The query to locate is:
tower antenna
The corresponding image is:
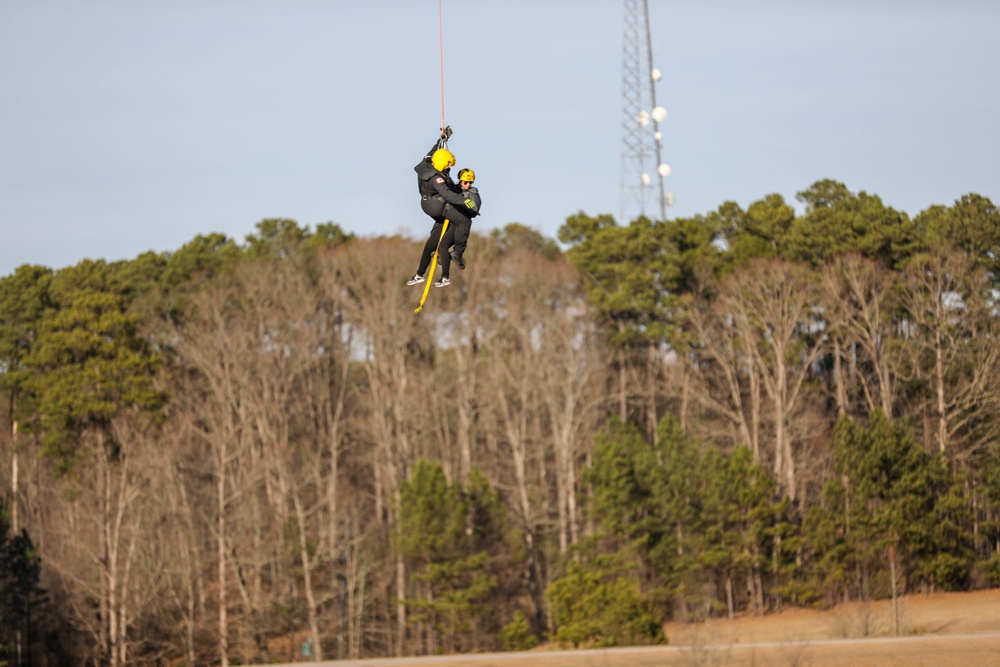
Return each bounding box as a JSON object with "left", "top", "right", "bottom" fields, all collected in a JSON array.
[{"left": 620, "top": 0, "right": 671, "bottom": 223}]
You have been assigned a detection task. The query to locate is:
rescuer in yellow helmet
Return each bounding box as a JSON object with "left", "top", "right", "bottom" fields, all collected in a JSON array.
[{"left": 408, "top": 127, "right": 477, "bottom": 287}]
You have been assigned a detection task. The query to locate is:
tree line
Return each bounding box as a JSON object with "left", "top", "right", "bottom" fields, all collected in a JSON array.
[{"left": 1, "top": 180, "right": 999, "bottom": 665}]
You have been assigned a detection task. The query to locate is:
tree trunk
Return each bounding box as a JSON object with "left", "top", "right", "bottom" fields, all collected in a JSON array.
[
  {"left": 618, "top": 346, "right": 628, "bottom": 422},
  {"left": 174, "top": 482, "right": 198, "bottom": 667},
  {"left": 293, "top": 492, "right": 323, "bottom": 661},
  {"left": 725, "top": 573, "right": 734, "bottom": 620},
  {"left": 454, "top": 342, "right": 475, "bottom": 481},
  {"left": 889, "top": 543, "right": 902, "bottom": 636},
  {"left": 217, "top": 438, "right": 230, "bottom": 667},
  {"left": 833, "top": 338, "right": 848, "bottom": 416},
  {"left": 10, "top": 413, "right": 18, "bottom": 533},
  {"left": 98, "top": 441, "right": 110, "bottom": 666},
  {"left": 675, "top": 522, "right": 688, "bottom": 620},
  {"left": 934, "top": 328, "right": 949, "bottom": 454},
  {"left": 646, "top": 345, "right": 658, "bottom": 441},
  {"left": 396, "top": 550, "right": 406, "bottom": 655},
  {"left": 678, "top": 365, "right": 690, "bottom": 431}
]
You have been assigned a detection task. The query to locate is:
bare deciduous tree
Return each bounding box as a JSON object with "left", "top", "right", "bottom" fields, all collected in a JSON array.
[
  {"left": 483, "top": 249, "right": 559, "bottom": 634},
  {"left": 718, "top": 260, "right": 831, "bottom": 499},
  {"left": 821, "top": 254, "right": 900, "bottom": 418},
  {"left": 327, "top": 239, "right": 427, "bottom": 655},
  {"left": 899, "top": 248, "right": 1000, "bottom": 462},
  {"left": 168, "top": 271, "right": 259, "bottom": 666},
  {"left": 687, "top": 299, "right": 764, "bottom": 460},
  {"left": 531, "top": 258, "right": 606, "bottom": 555}
]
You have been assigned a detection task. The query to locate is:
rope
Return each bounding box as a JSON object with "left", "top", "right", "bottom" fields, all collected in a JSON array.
[
  {"left": 438, "top": 0, "right": 446, "bottom": 132},
  {"left": 415, "top": 1, "right": 448, "bottom": 314},
  {"left": 414, "top": 219, "right": 450, "bottom": 313}
]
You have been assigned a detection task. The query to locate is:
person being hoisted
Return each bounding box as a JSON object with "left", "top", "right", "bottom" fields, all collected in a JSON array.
[
  {"left": 442, "top": 167, "right": 480, "bottom": 272},
  {"left": 407, "top": 126, "right": 478, "bottom": 288}
]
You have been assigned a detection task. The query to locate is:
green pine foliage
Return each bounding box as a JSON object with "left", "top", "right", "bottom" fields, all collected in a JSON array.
[
  {"left": 803, "top": 411, "right": 972, "bottom": 603},
  {"left": 558, "top": 213, "right": 681, "bottom": 346},
  {"left": 397, "top": 461, "right": 518, "bottom": 653},
  {"left": 547, "top": 561, "right": 664, "bottom": 648},
  {"left": 584, "top": 418, "right": 695, "bottom": 605},
  {"left": 581, "top": 415, "right": 786, "bottom": 622},
  {"left": 499, "top": 611, "right": 537, "bottom": 651},
  {"left": 0, "top": 502, "right": 44, "bottom": 666},
  {"left": 20, "top": 260, "right": 164, "bottom": 472},
  {"left": 702, "top": 445, "right": 793, "bottom": 613},
  {"left": 918, "top": 194, "right": 1000, "bottom": 286},
  {"left": 786, "top": 180, "right": 920, "bottom": 270},
  {"left": 975, "top": 446, "right": 1000, "bottom": 586}
]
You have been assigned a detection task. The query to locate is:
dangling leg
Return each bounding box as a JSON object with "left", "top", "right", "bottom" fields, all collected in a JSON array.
[
  {"left": 436, "top": 223, "right": 456, "bottom": 284},
  {"left": 409, "top": 219, "right": 444, "bottom": 284},
  {"left": 450, "top": 221, "right": 471, "bottom": 270}
]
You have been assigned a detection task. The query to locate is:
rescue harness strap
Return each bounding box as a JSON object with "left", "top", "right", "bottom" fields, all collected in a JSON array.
[{"left": 414, "top": 218, "right": 450, "bottom": 313}]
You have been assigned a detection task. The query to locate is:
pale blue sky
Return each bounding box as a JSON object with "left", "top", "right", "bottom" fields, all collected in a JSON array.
[{"left": 3, "top": 1, "right": 999, "bottom": 276}]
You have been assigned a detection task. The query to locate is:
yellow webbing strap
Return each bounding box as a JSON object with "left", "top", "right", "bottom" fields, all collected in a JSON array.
[{"left": 414, "top": 218, "right": 450, "bottom": 313}]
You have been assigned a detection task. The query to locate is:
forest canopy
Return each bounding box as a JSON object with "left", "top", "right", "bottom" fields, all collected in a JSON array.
[{"left": 2, "top": 180, "right": 1000, "bottom": 665}]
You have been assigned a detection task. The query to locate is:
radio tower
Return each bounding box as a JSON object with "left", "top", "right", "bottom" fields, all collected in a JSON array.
[{"left": 620, "top": 0, "right": 671, "bottom": 223}]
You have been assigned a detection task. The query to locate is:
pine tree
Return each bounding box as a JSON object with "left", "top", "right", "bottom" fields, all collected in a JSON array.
[
  {"left": 397, "top": 461, "right": 514, "bottom": 653},
  {"left": 806, "top": 411, "right": 971, "bottom": 606},
  {"left": 0, "top": 500, "right": 44, "bottom": 666}
]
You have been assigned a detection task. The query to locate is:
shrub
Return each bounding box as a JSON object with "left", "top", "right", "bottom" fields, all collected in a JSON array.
[
  {"left": 547, "top": 562, "right": 664, "bottom": 648},
  {"left": 499, "top": 611, "right": 537, "bottom": 651}
]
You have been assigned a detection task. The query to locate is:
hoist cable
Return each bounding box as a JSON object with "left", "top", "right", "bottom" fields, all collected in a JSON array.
[
  {"left": 438, "top": 0, "right": 446, "bottom": 133},
  {"left": 414, "top": 1, "right": 449, "bottom": 314}
]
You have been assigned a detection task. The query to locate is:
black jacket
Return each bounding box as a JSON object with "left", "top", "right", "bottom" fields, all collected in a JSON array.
[{"left": 444, "top": 186, "right": 481, "bottom": 226}]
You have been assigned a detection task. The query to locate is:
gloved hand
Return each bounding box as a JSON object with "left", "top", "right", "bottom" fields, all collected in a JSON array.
[
  {"left": 440, "top": 125, "right": 453, "bottom": 141},
  {"left": 464, "top": 198, "right": 477, "bottom": 210}
]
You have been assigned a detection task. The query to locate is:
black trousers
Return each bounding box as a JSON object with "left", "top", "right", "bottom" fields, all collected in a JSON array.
[
  {"left": 450, "top": 220, "right": 471, "bottom": 260},
  {"left": 416, "top": 218, "right": 471, "bottom": 280},
  {"left": 416, "top": 219, "right": 449, "bottom": 278}
]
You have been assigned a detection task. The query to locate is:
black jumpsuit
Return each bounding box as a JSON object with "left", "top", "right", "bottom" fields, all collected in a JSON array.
[
  {"left": 413, "top": 141, "right": 473, "bottom": 278},
  {"left": 442, "top": 185, "right": 481, "bottom": 272}
]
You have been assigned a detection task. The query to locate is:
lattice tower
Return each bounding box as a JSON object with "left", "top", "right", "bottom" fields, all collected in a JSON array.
[{"left": 620, "top": 0, "right": 671, "bottom": 223}]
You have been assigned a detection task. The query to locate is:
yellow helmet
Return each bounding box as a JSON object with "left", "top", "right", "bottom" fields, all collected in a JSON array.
[
  {"left": 431, "top": 148, "right": 455, "bottom": 172},
  {"left": 458, "top": 168, "right": 476, "bottom": 183}
]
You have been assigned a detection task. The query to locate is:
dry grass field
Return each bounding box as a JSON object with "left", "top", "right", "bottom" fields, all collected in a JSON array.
[{"left": 270, "top": 589, "right": 1000, "bottom": 667}]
